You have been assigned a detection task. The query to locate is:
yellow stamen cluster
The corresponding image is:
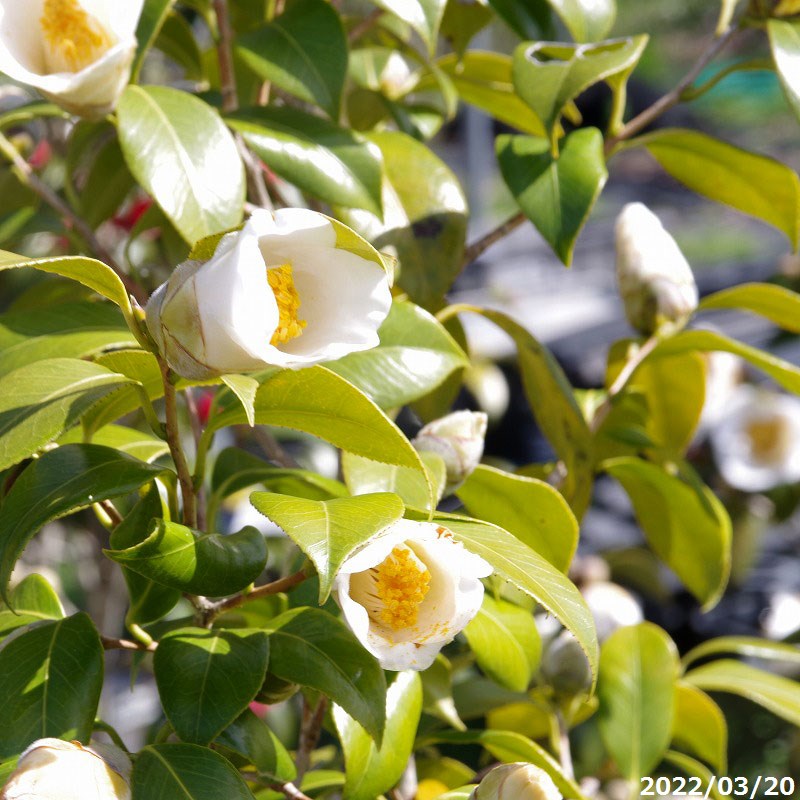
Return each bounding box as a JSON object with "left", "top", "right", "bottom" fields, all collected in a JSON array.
[
  {"left": 374, "top": 546, "right": 431, "bottom": 631},
  {"left": 746, "top": 417, "right": 791, "bottom": 465},
  {"left": 267, "top": 264, "right": 306, "bottom": 346},
  {"left": 40, "top": 0, "right": 114, "bottom": 72}
]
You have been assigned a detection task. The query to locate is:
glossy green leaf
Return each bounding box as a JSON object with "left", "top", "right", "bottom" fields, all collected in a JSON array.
[
  {"left": 265, "top": 607, "right": 387, "bottom": 741},
  {"left": 421, "top": 654, "right": 465, "bottom": 731},
  {"left": 106, "top": 520, "right": 267, "bottom": 598},
  {"left": 672, "top": 682, "right": 727, "bottom": 773},
  {"left": 463, "top": 595, "right": 541, "bottom": 692},
  {"left": 513, "top": 37, "right": 645, "bottom": 134},
  {"left": 683, "top": 636, "right": 800, "bottom": 668},
  {"left": 117, "top": 85, "right": 245, "bottom": 244},
  {"left": 217, "top": 710, "right": 296, "bottom": 783},
  {"left": 598, "top": 623, "right": 679, "bottom": 780},
  {"left": 133, "top": 0, "right": 176, "bottom": 81},
  {"left": 497, "top": 128, "right": 607, "bottom": 265},
  {"left": 109, "top": 484, "right": 180, "bottom": 626},
  {"left": 229, "top": 106, "right": 382, "bottom": 215},
  {"left": 487, "top": 0, "right": 552, "bottom": 39},
  {"left": 0, "top": 614, "right": 103, "bottom": 758},
  {"left": 0, "top": 444, "right": 168, "bottom": 604},
  {"left": 457, "top": 464, "right": 578, "bottom": 571},
  {"left": 0, "top": 574, "right": 64, "bottom": 642},
  {"left": 61, "top": 424, "right": 170, "bottom": 463},
  {"left": 769, "top": 19, "right": 800, "bottom": 124},
  {"left": 371, "top": 0, "right": 447, "bottom": 54},
  {"left": 686, "top": 659, "right": 800, "bottom": 728},
  {"left": 236, "top": 0, "right": 347, "bottom": 117},
  {"left": 334, "top": 671, "right": 422, "bottom": 800},
  {"left": 546, "top": 0, "right": 616, "bottom": 42},
  {"left": 221, "top": 374, "right": 258, "bottom": 427},
  {"left": 699, "top": 282, "right": 800, "bottom": 333},
  {"left": 605, "top": 457, "right": 731, "bottom": 609},
  {"left": 635, "top": 128, "right": 800, "bottom": 248},
  {"left": 154, "top": 627, "right": 269, "bottom": 745},
  {"left": 328, "top": 301, "right": 468, "bottom": 409},
  {"left": 342, "top": 451, "right": 446, "bottom": 511},
  {"left": 132, "top": 743, "right": 255, "bottom": 800},
  {"left": 339, "top": 131, "right": 467, "bottom": 311},
  {"left": 250, "top": 492, "right": 404, "bottom": 602}
]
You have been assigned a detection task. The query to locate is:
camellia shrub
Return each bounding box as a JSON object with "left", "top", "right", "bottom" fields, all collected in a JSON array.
[{"left": 0, "top": 0, "right": 799, "bottom": 799}]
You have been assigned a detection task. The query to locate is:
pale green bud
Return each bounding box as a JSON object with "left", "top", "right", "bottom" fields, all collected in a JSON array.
[
  {"left": 540, "top": 630, "right": 592, "bottom": 696},
  {"left": 470, "top": 763, "right": 563, "bottom": 800}
]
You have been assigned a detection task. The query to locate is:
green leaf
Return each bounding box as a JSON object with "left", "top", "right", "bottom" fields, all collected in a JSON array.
[
  {"left": 513, "top": 37, "right": 645, "bottom": 134},
  {"left": 0, "top": 613, "right": 103, "bottom": 759},
  {"left": 117, "top": 85, "right": 245, "bottom": 244},
  {"left": 370, "top": 0, "right": 447, "bottom": 54},
  {"left": 672, "top": 682, "right": 727, "bottom": 773},
  {"left": 265, "top": 607, "right": 387, "bottom": 742},
  {"left": 0, "top": 444, "right": 168, "bottom": 604},
  {"left": 132, "top": 743, "right": 256, "bottom": 800},
  {"left": 0, "top": 574, "right": 64, "bottom": 642},
  {"left": 154, "top": 627, "right": 269, "bottom": 745},
  {"left": 342, "top": 451, "right": 446, "bottom": 511},
  {"left": 699, "top": 282, "right": 800, "bottom": 334},
  {"left": 109, "top": 484, "right": 180, "bottom": 626},
  {"left": 487, "top": 0, "right": 552, "bottom": 40},
  {"left": 339, "top": 131, "right": 468, "bottom": 311},
  {"left": 217, "top": 710, "right": 296, "bottom": 783},
  {"left": 221, "top": 374, "right": 258, "bottom": 427},
  {"left": 769, "top": 19, "right": 800, "bottom": 125},
  {"left": 105, "top": 520, "right": 267, "bottom": 598},
  {"left": 597, "top": 622, "right": 679, "bottom": 780},
  {"left": 686, "top": 659, "right": 800, "bottom": 728},
  {"left": 328, "top": 300, "right": 468, "bottom": 409},
  {"left": 545, "top": 0, "right": 616, "bottom": 42},
  {"left": 463, "top": 595, "right": 541, "bottom": 692},
  {"left": 663, "top": 752, "right": 725, "bottom": 800},
  {"left": 236, "top": 0, "right": 347, "bottom": 118},
  {"left": 229, "top": 106, "right": 383, "bottom": 215},
  {"left": 334, "top": 671, "right": 422, "bottom": 800},
  {"left": 250, "top": 492, "right": 404, "bottom": 602},
  {"left": 604, "top": 457, "right": 731, "bottom": 609},
  {"left": 61, "top": 424, "right": 170, "bottom": 463},
  {"left": 634, "top": 128, "right": 800, "bottom": 248},
  {"left": 80, "top": 138, "right": 136, "bottom": 229},
  {"left": 424, "top": 512, "right": 598, "bottom": 684},
  {"left": 155, "top": 10, "right": 205, "bottom": 80},
  {"left": 496, "top": 128, "right": 608, "bottom": 265},
  {"left": 441, "top": 0, "right": 494, "bottom": 56},
  {"left": 457, "top": 464, "right": 578, "bottom": 572},
  {"left": 421, "top": 654, "right": 465, "bottom": 731},
  {"left": 133, "top": 0, "right": 176, "bottom": 81},
  {"left": 682, "top": 636, "right": 800, "bottom": 669}
]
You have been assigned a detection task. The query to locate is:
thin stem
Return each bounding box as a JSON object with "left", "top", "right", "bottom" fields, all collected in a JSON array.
[
  {"left": 556, "top": 710, "right": 575, "bottom": 781},
  {"left": 98, "top": 499, "right": 123, "bottom": 527},
  {"left": 273, "top": 783, "right": 313, "bottom": 800},
  {"left": 461, "top": 211, "right": 526, "bottom": 269},
  {"left": 253, "top": 426, "right": 300, "bottom": 468},
  {"left": 0, "top": 131, "right": 148, "bottom": 305},
  {"left": 92, "top": 719, "right": 130, "bottom": 753},
  {"left": 296, "top": 696, "right": 328, "bottom": 781},
  {"left": 348, "top": 8, "right": 384, "bottom": 42},
  {"left": 183, "top": 388, "right": 207, "bottom": 530},
  {"left": 203, "top": 568, "right": 308, "bottom": 621},
  {"left": 101, "top": 635, "right": 157, "bottom": 653},
  {"left": 213, "top": 0, "right": 238, "bottom": 113},
  {"left": 159, "top": 360, "right": 198, "bottom": 528}
]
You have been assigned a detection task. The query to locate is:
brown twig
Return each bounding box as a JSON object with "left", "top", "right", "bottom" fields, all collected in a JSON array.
[
  {"left": 101, "top": 635, "right": 157, "bottom": 653},
  {"left": 203, "top": 568, "right": 309, "bottom": 621},
  {"left": 461, "top": 211, "right": 526, "bottom": 269},
  {"left": 252, "top": 425, "right": 300, "bottom": 468},
  {"left": 348, "top": 8, "right": 384, "bottom": 42},
  {"left": 97, "top": 499, "right": 123, "bottom": 527},
  {"left": 296, "top": 696, "right": 328, "bottom": 781},
  {"left": 213, "top": 0, "right": 238, "bottom": 113},
  {"left": 274, "top": 782, "right": 313, "bottom": 800}
]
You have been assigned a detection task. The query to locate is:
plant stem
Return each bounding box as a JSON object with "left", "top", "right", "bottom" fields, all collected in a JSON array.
[
  {"left": 213, "top": 0, "right": 237, "bottom": 113},
  {"left": 461, "top": 211, "right": 526, "bottom": 269},
  {"left": 203, "top": 568, "right": 308, "bottom": 621},
  {"left": 101, "top": 635, "right": 157, "bottom": 653},
  {"left": 556, "top": 710, "right": 575, "bottom": 781},
  {"left": 348, "top": 8, "right": 383, "bottom": 42},
  {"left": 159, "top": 360, "right": 198, "bottom": 528},
  {"left": 296, "top": 696, "right": 328, "bottom": 781},
  {"left": 253, "top": 426, "right": 300, "bottom": 468},
  {"left": 274, "top": 783, "right": 313, "bottom": 800},
  {"left": 0, "top": 131, "right": 148, "bottom": 304}
]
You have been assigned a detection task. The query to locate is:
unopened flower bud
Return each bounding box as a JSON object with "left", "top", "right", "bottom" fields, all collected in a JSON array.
[
  {"left": 540, "top": 630, "right": 592, "bottom": 696},
  {"left": 1, "top": 739, "right": 131, "bottom": 800},
  {"left": 470, "top": 763, "right": 563, "bottom": 800},
  {"left": 615, "top": 203, "right": 698, "bottom": 335},
  {"left": 412, "top": 410, "right": 488, "bottom": 493}
]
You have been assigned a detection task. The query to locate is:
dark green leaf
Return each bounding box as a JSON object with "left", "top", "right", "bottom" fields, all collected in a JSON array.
[
  {"left": 155, "top": 10, "right": 205, "bottom": 80},
  {"left": 133, "top": 0, "right": 176, "bottom": 81},
  {"left": 487, "top": 0, "right": 552, "bottom": 39},
  {"left": 441, "top": 0, "right": 494, "bottom": 56},
  {"left": 217, "top": 710, "right": 296, "bottom": 783},
  {"left": 545, "top": 0, "right": 616, "bottom": 42},
  {"left": 80, "top": 138, "right": 136, "bottom": 229}
]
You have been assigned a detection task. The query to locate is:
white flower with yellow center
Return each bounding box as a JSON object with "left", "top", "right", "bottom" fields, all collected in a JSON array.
[
  {"left": 0, "top": 0, "right": 144, "bottom": 117},
  {"left": 145, "top": 208, "right": 393, "bottom": 380},
  {"left": 334, "top": 519, "right": 492, "bottom": 671},
  {"left": 1, "top": 738, "right": 131, "bottom": 800},
  {"left": 709, "top": 385, "right": 800, "bottom": 492}
]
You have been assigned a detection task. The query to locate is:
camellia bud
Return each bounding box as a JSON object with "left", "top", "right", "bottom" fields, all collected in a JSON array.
[
  {"left": 412, "top": 410, "right": 488, "bottom": 493},
  {"left": 540, "top": 630, "right": 592, "bottom": 696},
  {"left": 615, "top": 202, "right": 698, "bottom": 336},
  {"left": 470, "top": 763, "right": 563, "bottom": 800},
  {"left": 1, "top": 738, "right": 132, "bottom": 800}
]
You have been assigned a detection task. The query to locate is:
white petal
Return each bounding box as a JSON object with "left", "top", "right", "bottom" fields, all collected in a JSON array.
[
  {"left": 0, "top": 1, "right": 47, "bottom": 75},
  {"left": 338, "top": 519, "right": 437, "bottom": 575}
]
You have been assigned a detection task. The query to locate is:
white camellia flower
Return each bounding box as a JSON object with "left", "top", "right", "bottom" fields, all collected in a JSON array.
[
  {"left": 615, "top": 202, "right": 698, "bottom": 335},
  {"left": 470, "top": 763, "right": 563, "bottom": 800},
  {"left": 146, "top": 208, "right": 393, "bottom": 380},
  {"left": 709, "top": 385, "right": 800, "bottom": 492},
  {"left": 334, "top": 519, "right": 492, "bottom": 671},
  {"left": 1, "top": 738, "right": 131, "bottom": 800},
  {"left": 0, "top": 0, "right": 144, "bottom": 117}
]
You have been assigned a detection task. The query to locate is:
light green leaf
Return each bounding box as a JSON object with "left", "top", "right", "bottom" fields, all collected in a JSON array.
[
  {"left": 496, "top": 128, "right": 607, "bottom": 265},
  {"left": 370, "top": 0, "right": 447, "bottom": 54},
  {"left": 441, "top": 0, "right": 493, "bottom": 56},
  {"left": 154, "top": 627, "right": 270, "bottom": 745},
  {"left": 513, "top": 37, "right": 645, "bottom": 134},
  {"left": 769, "top": 19, "right": 800, "bottom": 124},
  {"left": 0, "top": 614, "right": 103, "bottom": 759},
  {"left": 236, "top": 0, "right": 347, "bottom": 118},
  {"left": 117, "top": 85, "right": 245, "bottom": 244},
  {"left": 457, "top": 464, "right": 578, "bottom": 571},
  {"left": 60, "top": 424, "right": 170, "bottom": 463},
  {"left": 221, "top": 374, "right": 258, "bottom": 427},
  {"left": 699, "top": 282, "right": 800, "bottom": 333},
  {"left": 421, "top": 654, "right": 465, "bottom": 731},
  {"left": 683, "top": 636, "right": 800, "bottom": 669},
  {"left": 663, "top": 752, "right": 725, "bottom": 800},
  {"left": 0, "top": 574, "right": 64, "bottom": 642},
  {"left": 686, "top": 659, "right": 800, "bottom": 728},
  {"left": 545, "top": 0, "right": 616, "bottom": 42},
  {"left": 105, "top": 520, "right": 267, "bottom": 598},
  {"left": 634, "top": 128, "right": 800, "bottom": 248},
  {"left": 339, "top": 131, "right": 467, "bottom": 311},
  {"left": 266, "top": 607, "right": 387, "bottom": 741},
  {"left": 133, "top": 0, "right": 176, "bottom": 81},
  {"left": 604, "top": 457, "right": 731, "bottom": 609},
  {"left": 334, "top": 671, "right": 422, "bottom": 800},
  {"left": 672, "top": 682, "right": 727, "bottom": 773},
  {"left": 132, "top": 743, "right": 255, "bottom": 800},
  {"left": 250, "top": 492, "right": 404, "bottom": 602},
  {"left": 463, "top": 595, "right": 541, "bottom": 692},
  {"left": 217, "top": 710, "right": 297, "bottom": 783},
  {"left": 229, "top": 106, "right": 383, "bottom": 215},
  {"left": 598, "top": 623, "right": 679, "bottom": 780},
  {"left": 0, "top": 444, "right": 168, "bottom": 604},
  {"left": 328, "top": 300, "right": 468, "bottom": 409}
]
